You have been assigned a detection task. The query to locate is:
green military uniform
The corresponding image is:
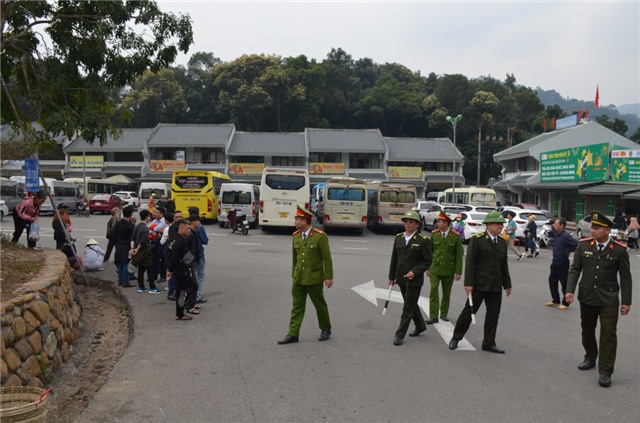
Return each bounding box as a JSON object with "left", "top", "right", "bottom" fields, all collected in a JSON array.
[
  {"left": 428, "top": 228, "right": 463, "bottom": 321},
  {"left": 388, "top": 225, "right": 432, "bottom": 339},
  {"left": 452, "top": 229, "right": 512, "bottom": 349},
  {"left": 287, "top": 226, "right": 334, "bottom": 337},
  {"left": 567, "top": 235, "right": 632, "bottom": 377}
]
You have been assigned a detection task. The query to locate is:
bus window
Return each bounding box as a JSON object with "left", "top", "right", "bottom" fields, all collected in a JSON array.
[{"left": 265, "top": 174, "right": 306, "bottom": 191}]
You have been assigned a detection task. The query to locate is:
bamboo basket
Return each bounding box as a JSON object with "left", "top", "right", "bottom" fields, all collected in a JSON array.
[{"left": 0, "top": 386, "right": 50, "bottom": 423}]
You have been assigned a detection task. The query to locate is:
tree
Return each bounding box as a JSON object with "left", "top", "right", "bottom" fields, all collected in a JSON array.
[
  {"left": 469, "top": 91, "right": 499, "bottom": 185},
  {"left": 630, "top": 127, "right": 640, "bottom": 143},
  {"left": 1, "top": 0, "right": 193, "bottom": 157},
  {"left": 595, "top": 115, "right": 629, "bottom": 136}
]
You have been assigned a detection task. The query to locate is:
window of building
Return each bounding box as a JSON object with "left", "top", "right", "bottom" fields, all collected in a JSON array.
[
  {"left": 272, "top": 156, "right": 304, "bottom": 167},
  {"left": 193, "top": 148, "right": 224, "bottom": 164},
  {"left": 310, "top": 152, "right": 342, "bottom": 163},
  {"left": 348, "top": 153, "right": 382, "bottom": 169},
  {"left": 229, "top": 156, "right": 264, "bottom": 164},
  {"left": 114, "top": 152, "right": 143, "bottom": 162},
  {"left": 154, "top": 148, "right": 178, "bottom": 160},
  {"left": 37, "top": 144, "right": 65, "bottom": 160}
]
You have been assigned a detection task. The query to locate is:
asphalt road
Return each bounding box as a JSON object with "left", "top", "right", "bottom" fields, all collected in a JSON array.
[{"left": 2, "top": 214, "right": 639, "bottom": 422}]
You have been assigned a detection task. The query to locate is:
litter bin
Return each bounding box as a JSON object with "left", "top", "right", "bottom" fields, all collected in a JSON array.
[{"left": 0, "top": 386, "right": 50, "bottom": 423}]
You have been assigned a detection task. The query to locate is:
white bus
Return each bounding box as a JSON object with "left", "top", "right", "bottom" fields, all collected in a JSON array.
[
  {"left": 321, "top": 177, "right": 367, "bottom": 231},
  {"left": 259, "top": 167, "right": 310, "bottom": 229},
  {"left": 442, "top": 187, "right": 496, "bottom": 207},
  {"left": 367, "top": 181, "right": 417, "bottom": 231}
]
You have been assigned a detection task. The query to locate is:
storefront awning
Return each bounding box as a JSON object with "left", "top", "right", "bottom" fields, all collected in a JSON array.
[{"left": 579, "top": 183, "right": 640, "bottom": 196}]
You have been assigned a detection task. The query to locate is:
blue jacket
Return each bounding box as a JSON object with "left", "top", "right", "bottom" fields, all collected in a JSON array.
[
  {"left": 552, "top": 230, "right": 579, "bottom": 266},
  {"left": 196, "top": 224, "right": 208, "bottom": 259}
]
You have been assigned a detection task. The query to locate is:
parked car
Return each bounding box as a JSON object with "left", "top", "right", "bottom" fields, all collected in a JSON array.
[
  {"left": 0, "top": 200, "right": 8, "bottom": 222},
  {"left": 575, "top": 215, "right": 619, "bottom": 240},
  {"left": 512, "top": 203, "right": 542, "bottom": 210},
  {"left": 498, "top": 205, "right": 551, "bottom": 219},
  {"left": 89, "top": 194, "right": 123, "bottom": 214},
  {"left": 413, "top": 200, "right": 438, "bottom": 216},
  {"left": 460, "top": 204, "right": 495, "bottom": 213},
  {"left": 114, "top": 191, "right": 140, "bottom": 209},
  {"left": 457, "top": 211, "right": 488, "bottom": 243},
  {"left": 422, "top": 204, "right": 468, "bottom": 231},
  {"left": 501, "top": 209, "right": 550, "bottom": 240}
]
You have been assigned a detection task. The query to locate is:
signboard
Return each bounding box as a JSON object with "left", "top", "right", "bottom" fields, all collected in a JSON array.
[
  {"left": 388, "top": 166, "right": 422, "bottom": 179},
  {"left": 24, "top": 158, "right": 40, "bottom": 192},
  {"left": 69, "top": 155, "right": 104, "bottom": 168},
  {"left": 611, "top": 149, "right": 640, "bottom": 183},
  {"left": 149, "top": 160, "right": 185, "bottom": 172},
  {"left": 175, "top": 150, "right": 185, "bottom": 161},
  {"left": 555, "top": 114, "right": 578, "bottom": 130},
  {"left": 309, "top": 162, "right": 345, "bottom": 175},
  {"left": 540, "top": 143, "right": 609, "bottom": 182},
  {"left": 228, "top": 163, "right": 265, "bottom": 175}
]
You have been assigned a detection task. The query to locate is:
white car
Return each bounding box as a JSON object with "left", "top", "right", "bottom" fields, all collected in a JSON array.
[
  {"left": 0, "top": 200, "right": 8, "bottom": 222},
  {"left": 422, "top": 204, "right": 469, "bottom": 231},
  {"left": 413, "top": 200, "right": 438, "bottom": 219},
  {"left": 460, "top": 205, "right": 496, "bottom": 214},
  {"left": 501, "top": 209, "right": 550, "bottom": 240},
  {"left": 114, "top": 191, "right": 140, "bottom": 209},
  {"left": 455, "top": 211, "right": 488, "bottom": 243}
]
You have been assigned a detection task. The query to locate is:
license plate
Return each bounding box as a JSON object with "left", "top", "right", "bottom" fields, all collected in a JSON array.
[
  {"left": 279, "top": 212, "right": 289, "bottom": 218},
  {"left": 342, "top": 214, "right": 351, "bottom": 219},
  {"left": 390, "top": 214, "right": 402, "bottom": 221}
]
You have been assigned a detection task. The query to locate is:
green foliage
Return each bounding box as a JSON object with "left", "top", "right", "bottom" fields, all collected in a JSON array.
[{"left": 595, "top": 115, "right": 629, "bottom": 136}]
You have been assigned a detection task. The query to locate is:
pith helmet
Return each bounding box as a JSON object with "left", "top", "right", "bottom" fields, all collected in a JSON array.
[
  {"left": 483, "top": 211, "right": 506, "bottom": 224},
  {"left": 401, "top": 210, "right": 421, "bottom": 223},
  {"left": 437, "top": 212, "right": 452, "bottom": 224}
]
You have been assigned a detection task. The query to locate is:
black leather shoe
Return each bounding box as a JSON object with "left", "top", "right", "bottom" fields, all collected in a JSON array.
[
  {"left": 318, "top": 330, "right": 331, "bottom": 341},
  {"left": 598, "top": 374, "right": 611, "bottom": 387},
  {"left": 482, "top": 345, "right": 506, "bottom": 354},
  {"left": 393, "top": 337, "right": 403, "bottom": 346},
  {"left": 440, "top": 315, "right": 449, "bottom": 322},
  {"left": 409, "top": 328, "right": 426, "bottom": 337},
  {"left": 578, "top": 360, "right": 596, "bottom": 370},
  {"left": 425, "top": 319, "right": 439, "bottom": 324},
  {"left": 448, "top": 339, "right": 459, "bottom": 350},
  {"left": 277, "top": 335, "right": 299, "bottom": 345}
]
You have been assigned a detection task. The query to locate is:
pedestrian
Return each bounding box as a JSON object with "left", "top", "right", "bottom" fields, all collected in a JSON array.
[
  {"left": 52, "top": 203, "right": 73, "bottom": 250},
  {"left": 83, "top": 239, "right": 105, "bottom": 271},
  {"left": 453, "top": 214, "right": 466, "bottom": 243},
  {"left": 149, "top": 206, "right": 168, "bottom": 282},
  {"left": 388, "top": 210, "right": 432, "bottom": 346},
  {"left": 612, "top": 210, "right": 627, "bottom": 241},
  {"left": 566, "top": 210, "right": 632, "bottom": 388},
  {"left": 148, "top": 193, "right": 156, "bottom": 213},
  {"left": 546, "top": 217, "right": 579, "bottom": 310},
  {"left": 278, "top": 205, "right": 334, "bottom": 345},
  {"left": 12, "top": 190, "right": 47, "bottom": 248},
  {"left": 525, "top": 214, "right": 538, "bottom": 258},
  {"left": 504, "top": 211, "right": 524, "bottom": 260},
  {"left": 449, "top": 211, "right": 512, "bottom": 354},
  {"left": 114, "top": 206, "right": 135, "bottom": 287},
  {"left": 426, "top": 212, "right": 463, "bottom": 324},
  {"left": 165, "top": 210, "right": 183, "bottom": 301},
  {"left": 189, "top": 214, "right": 209, "bottom": 304},
  {"left": 104, "top": 207, "right": 121, "bottom": 262},
  {"left": 167, "top": 219, "right": 199, "bottom": 321},
  {"left": 130, "top": 209, "right": 161, "bottom": 294},
  {"left": 625, "top": 216, "right": 639, "bottom": 250}
]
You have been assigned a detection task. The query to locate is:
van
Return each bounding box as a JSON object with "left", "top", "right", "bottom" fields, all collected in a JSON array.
[
  {"left": 139, "top": 182, "right": 171, "bottom": 210},
  {"left": 0, "top": 180, "right": 25, "bottom": 212},
  {"left": 426, "top": 191, "right": 445, "bottom": 203},
  {"left": 49, "top": 180, "right": 81, "bottom": 211},
  {"left": 218, "top": 183, "right": 260, "bottom": 228}
]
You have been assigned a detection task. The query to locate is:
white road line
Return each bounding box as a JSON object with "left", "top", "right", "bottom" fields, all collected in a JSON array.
[
  {"left": 235, "top": 242, "right": 262, "bottom": 246},
  {"left": 341, "top": 247, "right": 369, "bottom": 251},
  {"left": 251, "top": 235, "right": 274, "bottom": 239},
  {"left": 343, "top": 239, "right": 368, "bottom": 243},
  {"left": 208, "top": 233, "right": 228, "bottom": 237}
]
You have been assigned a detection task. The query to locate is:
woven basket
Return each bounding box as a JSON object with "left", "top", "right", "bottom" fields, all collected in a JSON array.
[{"left": 0, "top": 386, "right": 49, "bottom": 423}]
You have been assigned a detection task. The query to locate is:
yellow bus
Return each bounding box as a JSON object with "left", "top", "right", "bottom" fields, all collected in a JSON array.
[{"left": 171, "top": 170, "right": 231, "bottom": 221}]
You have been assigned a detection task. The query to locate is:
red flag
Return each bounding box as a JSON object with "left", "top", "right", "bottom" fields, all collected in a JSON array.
[
  {"left": 543, "top": 117, "right": 547, "bottom": 132},
  {"left": 595, "top": 85, "right": 600, "bottom": 108},
  {"left": 552, "top": 116, "right": 556, "bottom": 129},
  {"left": 578, "top": 108, "right": 583, "bottom": 121},
  {"left": 585, "top": 105, "right": 589, "bottom": 119}
]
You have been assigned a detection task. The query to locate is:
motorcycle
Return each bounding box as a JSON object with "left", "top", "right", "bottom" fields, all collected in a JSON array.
[
  {"left": 76, "top": 199, "right": 90, "bottom": 217},
  {"left": 536, "top": 222, "right": 555, "bottom": 249},
  {"left": 227, "top": 208, "right": 249, "bottom": 235}
]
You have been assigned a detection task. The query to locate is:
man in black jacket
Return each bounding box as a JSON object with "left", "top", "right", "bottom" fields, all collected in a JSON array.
[{"left": 167, "top": 219, "right": 199, "bottom": 320}]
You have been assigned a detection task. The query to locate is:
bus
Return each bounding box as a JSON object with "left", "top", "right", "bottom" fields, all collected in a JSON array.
[
  {"left": 63, "top": 177, "right": 132, "bottom": 197},
  {"left": 311, "top": 183, "right": 326, "bottom": 220},
  {"left": 321, "top": 177, "right": 367, "bottom": 231},
  {"left": 442, "top": 187, "right": 496, "bottom": 207},
  {"left": 171, "top": 170, "right": 231, "bottom": 222},
  {"left": 367, "top": 182, "right": 417, "bottom": 231},
  {"left": 259, "top": 167, "right": 310, "bottom": 229}
]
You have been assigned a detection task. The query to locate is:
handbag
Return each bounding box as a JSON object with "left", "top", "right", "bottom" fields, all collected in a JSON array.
[
  {"left": 181, "top": 250, "right": 196, "bottom": 267},
  {"left": 131, "top": 244, "right": 152, "bottom": 266},
  {"left": 28, "top": 221, "right": 40, "bottom": 241},
  {"left": 127, "top": 260, "right": 137, "bottom": 274}
]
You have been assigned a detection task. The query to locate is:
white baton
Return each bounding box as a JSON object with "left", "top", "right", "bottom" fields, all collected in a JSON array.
[{"left": 468, "top": 292, "right": 476, "bottom": 325}]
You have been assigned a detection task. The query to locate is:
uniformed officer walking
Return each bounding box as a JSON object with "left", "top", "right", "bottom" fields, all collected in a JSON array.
[
  {"left": 426, "top": 212, "right": 463, "bottom": 324},
  {"left": 449, "top": 211, "right": 512, "bottom": 353},
  {"left": 278, "top": 205, "right": 334, "bottom": 344},
  {"left": 565, "top": 210, "right": 632, "bottom": 387},
  {"left": 388, "top": 210, "right": 432, "bottom": 346}
]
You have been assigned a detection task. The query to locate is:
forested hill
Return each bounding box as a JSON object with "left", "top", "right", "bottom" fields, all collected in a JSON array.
[{"left": 536, "top": 88, "right": 640, "bottom": 136}]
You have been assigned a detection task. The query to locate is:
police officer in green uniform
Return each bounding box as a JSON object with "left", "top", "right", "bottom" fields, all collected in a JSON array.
[
  {"left": 426, "top": 212, "right": 463, "bottom": 324},
  {"left": 388, "top": 210, "right": 432, "bottom": 346},
  {"left": 449, "top": 211, "right": 512, "bottom": 353},
  {"left": 278, "top": 205, "right": 334, "bottom": 344},
  {"left": 566, "top": 210, "right": 632, "bottom": 387}
]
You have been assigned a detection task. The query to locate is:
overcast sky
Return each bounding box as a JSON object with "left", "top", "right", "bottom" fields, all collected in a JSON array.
[{"left": 157, "top": 1, "right": 639, "bottom": 107}]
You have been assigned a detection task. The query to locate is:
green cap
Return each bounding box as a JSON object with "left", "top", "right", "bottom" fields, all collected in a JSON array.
[
  {"left": 589, "top": 210, "right": 613, "bottom": 228},
  {"left": 401, "top": 210, "right": 421, "bottom": 223},
  {"left": 483, "top": 211, "right": 507, "bottom": 224}
]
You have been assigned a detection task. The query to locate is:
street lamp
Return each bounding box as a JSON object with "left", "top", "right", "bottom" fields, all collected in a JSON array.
[{"left": 446, "top": 114, "right": 462, "bottom": 205}]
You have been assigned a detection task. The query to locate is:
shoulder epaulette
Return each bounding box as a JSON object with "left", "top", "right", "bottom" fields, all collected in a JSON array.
[
  {"left": 475, "top": 233, "right": 484, "bottom": 238},
  {"left": 396, "top": 232, "right": 404, "bottom": 237},
  {"left": 293, "top": 229, "right": 301, "bottom": 235},
  {"left": 419, "top": 233, "right": 427, "bottom": 239},
  {"left": 313, "top": 228, "right": 325, "bottom": 234},
  {"left": 579, "top": 237, "right": 592, "bottom": 242},
  {"left": 613, "top": 240, "right": 628, "bottom": 248},
  {"left": 452, "top": 229, "right": 460, "bottom": 235},
  {"left": 432, "top": 229, "right": 440, "bottom": 234}
]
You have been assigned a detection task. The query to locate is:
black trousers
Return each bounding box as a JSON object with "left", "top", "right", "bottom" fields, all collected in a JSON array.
[
  {"left": 395, "top": 283, "right": 426, "bottom": 339},
  {"left": 137, "top": 265, "right": 157, "bottom": 290},
  {"left": 548, "top": 261, "right": 570, "bottom": 306},
  {"left": 104, "top": 235, "right": 116, "bottom": 262},
  {"left": 11, "top": 209, "right": 37, "bottom": 248},
  {"left": 580, "top": 303, "right": 619, "bottom": 376},
  {"left": 453, "top": 290, "right": 502, "bottom": 349},
  {"left": 175, "top": 269, "right": 198, "bottom": 317}
]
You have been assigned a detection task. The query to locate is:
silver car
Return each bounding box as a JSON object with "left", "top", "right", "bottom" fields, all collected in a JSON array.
[{"left": 575, "top": 215, "right": 619, "bottom": 239}]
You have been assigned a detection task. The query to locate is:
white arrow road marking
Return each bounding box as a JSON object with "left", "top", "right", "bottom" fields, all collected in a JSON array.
[
  {"left": 343, "top": 239, "right": 368, "bottom": 243},
  {"left": 235, "top": 242, "right": 262, "bottom": 246},
  {"left": 351, "top": 280, "right": 475, "bottom": 351},
  {"left": 341, "top": 247, "right": 368, "bottom": 250}
]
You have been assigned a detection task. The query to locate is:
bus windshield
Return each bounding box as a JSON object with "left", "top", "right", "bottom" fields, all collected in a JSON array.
[
  {"left": 380, "top": 190, "right": 415, "bottom": 203},
  {"left": 222, "top": 191, "right": 252, "bottom": 205},
  {"left": 327, "top": 188, "right": 366, "bottom": 201},
  {"left": 265, "top": 174, "right": 306, "bottom": 191}
]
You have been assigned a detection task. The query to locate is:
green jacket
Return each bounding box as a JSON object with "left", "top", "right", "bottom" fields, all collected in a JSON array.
[
  {"left": 464, "top": 232, "right": 511, "bottom": 292},
  {"left": 292, "top": 227, "right": 333, "bottom": 285},
  {"left": 567, "top": 238, "right": 632, "bottom": 306},
  {"left": 388, "top": 231, "right": 433, "bottom": 287},
  {"left": 429, "top": 229, "right": 463, "bottom": 276}
]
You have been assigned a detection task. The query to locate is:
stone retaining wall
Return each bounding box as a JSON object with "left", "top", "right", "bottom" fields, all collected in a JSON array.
[{"left": 1, "top": 250, "right": 83, "bottom": 387}]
